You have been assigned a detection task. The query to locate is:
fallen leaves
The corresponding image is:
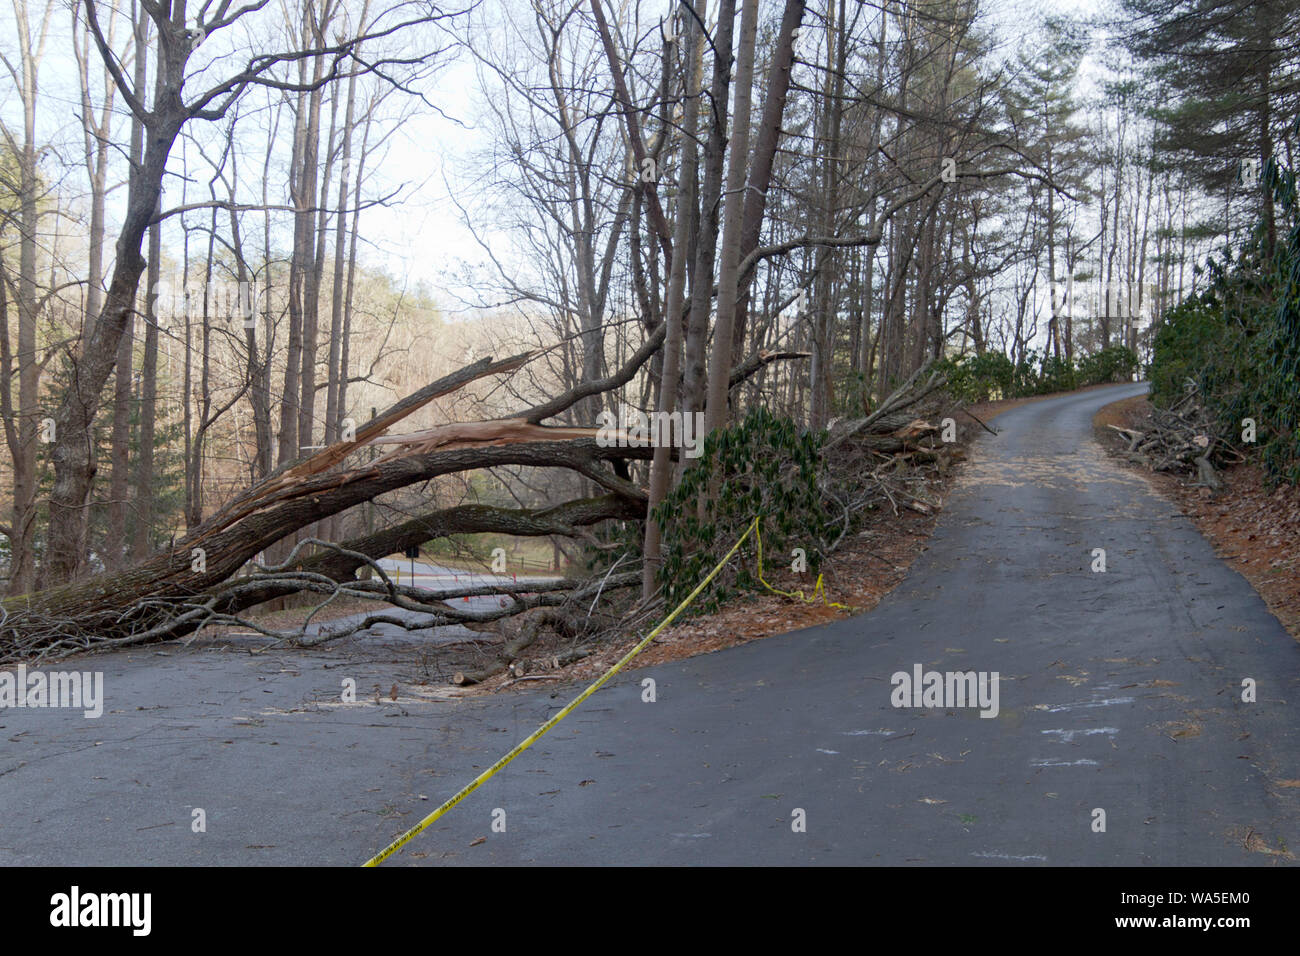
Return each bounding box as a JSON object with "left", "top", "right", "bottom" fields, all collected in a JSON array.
[{"left": 1156, "top": 720, "right": 1203, "bottom": 739}]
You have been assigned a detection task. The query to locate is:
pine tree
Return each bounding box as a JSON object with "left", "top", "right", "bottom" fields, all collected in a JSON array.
[
  {"left": 1004, "top": 15, "right": 1094, "bottom": 359},
  {"left": 1119, "top": 0, "right": 1300, "bottom": 261}
]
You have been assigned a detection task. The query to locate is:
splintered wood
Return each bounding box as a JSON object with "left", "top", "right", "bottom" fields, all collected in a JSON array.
[
  {"left": 821, "top": 364, "right": 961, "bottom": 526},
  {"left": 1108, "top": 382, "right": 1239, "bottom": 492}
]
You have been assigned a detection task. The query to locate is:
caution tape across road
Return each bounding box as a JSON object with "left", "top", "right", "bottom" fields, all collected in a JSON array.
[{"left": 361, "top": 515, "right": 844, "bottom": 866}]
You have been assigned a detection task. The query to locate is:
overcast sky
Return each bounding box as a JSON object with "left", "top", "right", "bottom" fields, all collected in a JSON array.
[
  {"left": 370, "top": 0, "right": 1114, "bottom": 313},
  {"left": 0, "top": 0, "right": 1115, "bottom": 319}
]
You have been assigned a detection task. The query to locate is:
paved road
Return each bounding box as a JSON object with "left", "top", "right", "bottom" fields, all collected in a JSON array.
[{"left": 2, "top": 383, "right": 1297, "bottom": 865}]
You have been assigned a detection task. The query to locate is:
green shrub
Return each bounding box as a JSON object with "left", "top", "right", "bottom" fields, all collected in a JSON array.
[
  {"left": 1037, "top": 354, "right": 1077, "bottom": 393},
  {"left": 936, "top": 351, "right": 1015, "bottom": 402},
  {"left": 653, "top": 407, "right": 831, "bottom": 614},
  {"left": 1147, "top": 147, "right": 1300, "bottom": 483},
  {"left": 1077, "top": 345, "right": 1139, "bottom": 386}
]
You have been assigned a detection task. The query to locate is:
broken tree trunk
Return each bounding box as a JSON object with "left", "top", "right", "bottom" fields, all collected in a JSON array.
[
  {"left": 0, "top": 353, "right": 649, "bottom": 660},
  {"left": 1, "top": 332, "right": 815, "bottom": 662}
]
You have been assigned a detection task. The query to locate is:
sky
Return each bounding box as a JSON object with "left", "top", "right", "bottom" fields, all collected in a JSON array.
[
  {"left": 0, "top": 0, "right": 1116, "bottom": 321},
  {"left": 373, "top": 0, "right": 1115, "bottom": 308}
]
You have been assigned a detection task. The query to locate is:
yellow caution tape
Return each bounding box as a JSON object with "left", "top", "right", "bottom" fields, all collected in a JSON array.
[
  {"left": 754, "top": 519, "right": 850, "bottom": 610},
  {"left": 360, "top": 515, "right": 851, "bottom": 865},
  {"left": 361, "top": 516, "right": 764, "bottom": 866}
]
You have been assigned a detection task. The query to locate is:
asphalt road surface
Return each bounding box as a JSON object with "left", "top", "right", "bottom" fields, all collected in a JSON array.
[{"left": 2, "top": 382, "right": 1297, "bottom": 865}]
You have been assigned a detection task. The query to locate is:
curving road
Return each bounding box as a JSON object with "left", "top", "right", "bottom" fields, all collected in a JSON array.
[{"left": 2, "top": 383, "right": 1297, "bottom": 865}]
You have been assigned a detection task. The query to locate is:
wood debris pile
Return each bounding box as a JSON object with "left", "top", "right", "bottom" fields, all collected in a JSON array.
[
  {"left": 820, "top": 364, "right": 973, "bottom": 542},
  {"left": 1107, "top": 382, "right": 1241, "bottom": 492}
]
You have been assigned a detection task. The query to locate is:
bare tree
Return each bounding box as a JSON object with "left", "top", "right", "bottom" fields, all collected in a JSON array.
[
  {"left": 43, "top": 0, "right": 458, "bottom": 584},
  {"left": 0, "top": 0, "right": 56, "bottom": 594}
]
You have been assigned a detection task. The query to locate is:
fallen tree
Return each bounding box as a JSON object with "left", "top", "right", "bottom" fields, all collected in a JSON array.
[
  {"left": 1, "top": 354, "right": 639, "bottom": 662},
  {"left": 1, "top": 341, "right": 809, "bottom": 664},
  {"left": 0, "top": 333, "right": 965, "bottom": 671},
  {"left": 819, "top": 362, "right": 967, "bottom": 525}
]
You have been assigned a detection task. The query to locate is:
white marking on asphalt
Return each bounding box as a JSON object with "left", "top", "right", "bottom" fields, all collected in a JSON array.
[
  {"left": 816, "top": 748, "right": 840, "bottom": 754},
  {"left": 972, "top": 851, "right": 1048, "bottom": 862},
  {"left": 1041, "top": 727, "right": 1119, "bottom": 743},
  {"left": 841, "top": 729, "right": 895, "bottom": 736},
  {"left": 1046, "top": 697, "right": 1134, "bottom": 713},
  {"left": 1030, "top": 758, "right": 1101, "bottom": 767}
]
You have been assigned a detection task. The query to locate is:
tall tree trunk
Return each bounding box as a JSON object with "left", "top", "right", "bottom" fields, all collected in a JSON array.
[
  {"left": 46, "top": 0, "right": 191, "bottom": 584},
  {"left": 108, "top": 7, "right": 151, "bottom": 574},
  {"left": 732, "top": 0, "right": 806, "bottom": 362},
  {"left": 701, "top": 0, "right": 759, "bottom": 443},
  {"left": 277, "top": 39, "right": 318, "bottom": 471},
  {"left": 810, "top": 0, "right": 845, "bottom": 429},
  {"left": 2, "top": 0, "right": 57, "bottom": 594},
  {"left": 323, "top": 64, "right": 359, "bottom": 453},
  {"left": 642, "top": 0, "right": 704, "bottom": 598},
  {"left": 130, "top": 207, "right": 161, "bottom": 561},
  {"left": 301, "top": 47, "right": 339, "bottom": 463},
  {"left": 856, "top": 6, "right": 888, "bottom": 390},
  {"left": 680, "top": 0, "right": 737, "bottom": 421},
  {"left": 75, "top": 5, "right": 117, "bottom": 353}
]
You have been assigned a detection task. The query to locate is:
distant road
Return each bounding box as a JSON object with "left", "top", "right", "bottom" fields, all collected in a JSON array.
[{"left": 370, "top": 556, "right": 559, "bottom": 618}]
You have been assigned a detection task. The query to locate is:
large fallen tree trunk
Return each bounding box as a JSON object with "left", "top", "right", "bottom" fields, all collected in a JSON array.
[
  {"left": 0, "top": 351, "right": 644, "bottom": 658},
  {"left": 1, "top": 338, "right": 807, "bottom": 662},
  {"left": 200, "top": 494, "right": 644, "bottom": 627},
  {"left": 0, "top": 436, "right": 654, "bottom": 661}
]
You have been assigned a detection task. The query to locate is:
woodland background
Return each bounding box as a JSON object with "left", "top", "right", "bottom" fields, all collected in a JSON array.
[{"left": 0, "top": 0, "right": 1295, "bottom": 650}]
